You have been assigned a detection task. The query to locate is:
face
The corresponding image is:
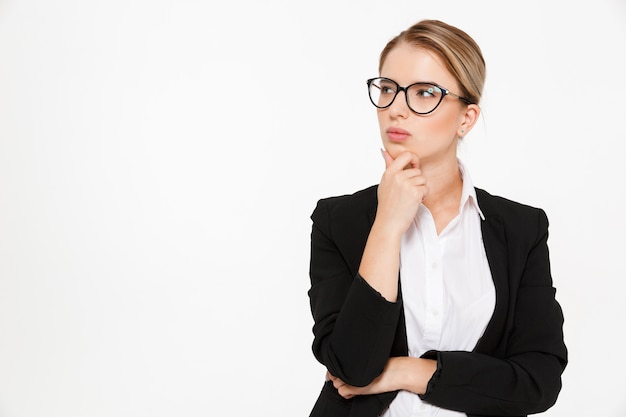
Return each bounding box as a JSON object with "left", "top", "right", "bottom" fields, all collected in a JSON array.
[{"left": 377, "top": 42, "right": 478, "bottom": 165}]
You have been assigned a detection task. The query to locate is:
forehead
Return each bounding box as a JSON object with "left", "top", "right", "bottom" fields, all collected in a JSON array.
[{"left": 380, "top": 43, "right": 456, "bottom": 88}]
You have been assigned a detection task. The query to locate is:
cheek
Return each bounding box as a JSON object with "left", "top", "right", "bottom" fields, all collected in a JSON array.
[
  {"left": 377, "top": 113, "right": 387, "bottom": 135},
  {"left": 432, "top": 108, "right": 457, "bottom": 125},
  {"left": 376, "top": 111, "right": 385, "bottom": 127},
  {"left": 424, "top": 111, "right": 462, "bottom": 136}
]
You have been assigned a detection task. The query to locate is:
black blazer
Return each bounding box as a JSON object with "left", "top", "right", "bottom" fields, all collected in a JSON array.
[{"left": 307, "top": 185, "right": 567, "bottom": 417}]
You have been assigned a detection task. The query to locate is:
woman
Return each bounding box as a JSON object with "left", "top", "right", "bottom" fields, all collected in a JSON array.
[{"left": 307, "top": 20, "right": 567, "bottom": 417}]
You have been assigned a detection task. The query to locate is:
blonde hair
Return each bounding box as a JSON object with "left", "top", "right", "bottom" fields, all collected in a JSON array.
[{"left": 379, "top": 20, "right": 486, "bottom": 105}]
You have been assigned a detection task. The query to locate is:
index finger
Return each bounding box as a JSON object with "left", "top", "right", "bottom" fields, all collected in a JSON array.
[
  {"left": 390, "top": 151, "right": 420, "bottom": 171},
  {"left": 381, "top": 148, "right": 394, "bottom": 169}
]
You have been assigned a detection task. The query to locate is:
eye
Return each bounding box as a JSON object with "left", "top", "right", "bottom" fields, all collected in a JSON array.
[
  {"left": 380, "top": 84, "right": 396, "bottom": 95},
  {"left": 416, "top": 86, "right": 436, "bottom": 98}
]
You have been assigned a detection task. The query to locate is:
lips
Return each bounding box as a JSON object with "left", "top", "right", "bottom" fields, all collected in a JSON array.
[{"left": 386, "top": 127, "right": 410, "bottom": 142}]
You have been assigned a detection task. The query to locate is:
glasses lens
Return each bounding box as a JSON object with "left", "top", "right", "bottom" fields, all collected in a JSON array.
[
  {"left": 406, "top": 83, "right": 443, "bottom": 114},
  {"left": 368, "top": 78, "right": 397, "bottom": 108}
]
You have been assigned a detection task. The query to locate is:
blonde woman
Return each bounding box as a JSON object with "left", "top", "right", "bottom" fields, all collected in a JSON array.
[{"left": 307, "top": 19, "right": 567, "bottom": 417}]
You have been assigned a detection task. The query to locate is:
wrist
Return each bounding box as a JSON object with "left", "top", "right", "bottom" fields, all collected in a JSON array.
[
  {"left": 399, "top": 357, "right": 437, "bottom": 395},
  {"left": 370, "top": 217, "right": 405, "bottom": 242}
]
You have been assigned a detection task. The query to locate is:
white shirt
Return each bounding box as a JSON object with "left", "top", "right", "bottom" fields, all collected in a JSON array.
[{"left": 382, "top": 160, "right": 496, "bottom": 417}]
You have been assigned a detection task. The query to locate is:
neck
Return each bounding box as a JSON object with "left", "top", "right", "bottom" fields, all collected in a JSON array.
[{"left": 421, "top": 157, "right": 463, "bottom": 212}]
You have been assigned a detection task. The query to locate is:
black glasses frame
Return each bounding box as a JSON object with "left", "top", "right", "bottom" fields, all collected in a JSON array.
[{"left": 366, "top": 77, "right": 473, "bottom": 115}]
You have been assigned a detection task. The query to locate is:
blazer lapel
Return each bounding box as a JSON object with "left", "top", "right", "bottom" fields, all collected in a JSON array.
[{"left": 475, "top": 188, "right": 509, "bottom": 355}]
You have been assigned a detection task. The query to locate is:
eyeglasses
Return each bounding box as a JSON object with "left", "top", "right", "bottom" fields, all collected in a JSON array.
[{"left": 367, "top": 77, "right": 472, "bottom": 115}]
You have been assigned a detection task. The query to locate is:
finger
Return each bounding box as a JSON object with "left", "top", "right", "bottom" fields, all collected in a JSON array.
[
  {"left": 390, "top": 151, "right": 420, "bottom": 171},
  {"left": 404, "top": 152, "right": 420, "bottom": 170},
  {"left": 406, "top": 174, "right": 427, "bottom": 187},
  {"left": 338, "top": 386, "right": 357, "bottom": 399},
  {"left": 396, "top": 167, "right": 423, "bottom": 180},
  {"left": 332, "top": 379, "right": 346, "bottom": 390},
  {"left": 381, "top": 148, "right": 394, "bottom": 169},
  {"left": 328, "top": 374, "right": 344, "bottom": 386}
]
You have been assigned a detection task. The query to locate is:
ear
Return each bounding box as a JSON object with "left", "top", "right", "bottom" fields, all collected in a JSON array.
[{"left": 457, "top": 104, "right": 480, "bottom": 137}]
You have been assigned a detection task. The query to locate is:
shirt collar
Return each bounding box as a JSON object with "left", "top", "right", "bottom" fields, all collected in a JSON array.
[{"left": 458, "top": 159, "right": 485, "bottom": 221}]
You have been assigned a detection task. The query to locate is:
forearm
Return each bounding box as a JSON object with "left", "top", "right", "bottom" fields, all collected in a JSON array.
[
  {"left": 419, "top": 350, "right": 566, "bottom": 415},
  {"left": 329, "top": 356, "right": 437, "bottom": 398},
  {"left": 358, "top": 150, "right": 426, "bottom": 302},
  {"left": 358, "top": 219, "right": 403, "bottom": 302},
  {"left": 309, "top": 201, "right": 403, "bottom": 386}
]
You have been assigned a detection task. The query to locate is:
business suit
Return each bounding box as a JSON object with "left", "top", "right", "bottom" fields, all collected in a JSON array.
[{"left": 308, "top": 185, "right": 567, "bottom": 417}]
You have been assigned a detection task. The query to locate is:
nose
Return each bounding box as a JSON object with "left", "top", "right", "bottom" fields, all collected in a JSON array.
[{"left": 387, "top": 89, "right": 410, "bottom": 119}]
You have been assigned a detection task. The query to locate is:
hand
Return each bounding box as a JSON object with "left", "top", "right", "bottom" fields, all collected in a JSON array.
[
  {"left": 326, "top": 370, "right": 392, "bottom": 400},
  {"left": 376, "top": 150, "right": 429, "bottom": 235},
  {"left": 326, "top": 359, "right": 401, "bottom": 399}
]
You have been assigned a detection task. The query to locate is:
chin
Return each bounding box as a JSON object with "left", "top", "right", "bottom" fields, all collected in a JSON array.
[{"left": 385, "top": 143, "right": 418, "bottom": 159}]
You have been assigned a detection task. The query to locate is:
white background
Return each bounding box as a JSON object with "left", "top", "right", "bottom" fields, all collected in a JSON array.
[{"left": 1, "top": 0, "right": 625, "bottom": 416}]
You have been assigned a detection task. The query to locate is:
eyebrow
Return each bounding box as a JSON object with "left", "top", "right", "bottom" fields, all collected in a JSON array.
[
  {"left": 406, "top": 81, "right": 440, "bottom": 86},
  {"left": 381, "top": 77, "right": 442, "bottom": 86}
]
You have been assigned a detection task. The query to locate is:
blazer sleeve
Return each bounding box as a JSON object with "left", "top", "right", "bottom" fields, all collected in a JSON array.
[
  {"left": 419, "top": 209, "right": 568, "bottom": 416},
  {"left": 308, "top": 197, "right": 403, "bottom": 387}
]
